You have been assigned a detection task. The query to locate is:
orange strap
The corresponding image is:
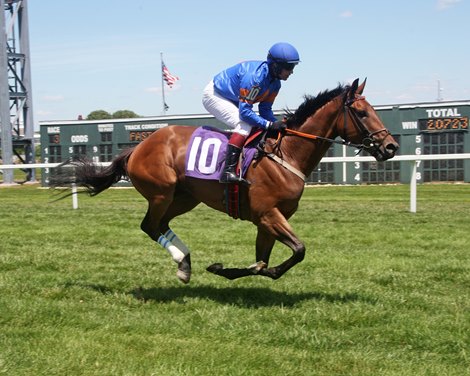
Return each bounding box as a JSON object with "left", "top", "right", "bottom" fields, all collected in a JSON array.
[{"left": 285, "top": 128, "right": 320, "bottom": 140}]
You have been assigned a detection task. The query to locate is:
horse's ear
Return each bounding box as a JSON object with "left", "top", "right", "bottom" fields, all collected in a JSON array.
[
  {"left": 351, "top": 78, "right": 359, "bottom": 92},
  {"left": 347, "top": 78, "right": 359, "bottom": 102},
  {"left": 357, "top": 78, "right": 367, "bottom": 95}
]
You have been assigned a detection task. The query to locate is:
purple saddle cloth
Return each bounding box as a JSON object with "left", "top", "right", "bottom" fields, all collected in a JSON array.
[{"left": 185, "top": 126, "right": 257, "bottom": 181}]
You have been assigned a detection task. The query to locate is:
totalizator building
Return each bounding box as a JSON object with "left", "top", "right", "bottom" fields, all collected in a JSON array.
[{"left": 39, "top": 101, "right": 470, "bottom": 186}]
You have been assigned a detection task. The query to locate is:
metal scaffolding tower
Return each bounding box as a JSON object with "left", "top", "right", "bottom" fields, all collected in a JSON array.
[{"left": 1, "top": 0, "right": 35, "bottom": 184}]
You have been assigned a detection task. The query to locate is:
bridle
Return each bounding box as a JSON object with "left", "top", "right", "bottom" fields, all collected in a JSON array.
[
  {"left": 343, "top": 95, "right": 391, "bottom": 155},
  {"left": 283, "top": 95, "right": 390, "bottom": 155}
]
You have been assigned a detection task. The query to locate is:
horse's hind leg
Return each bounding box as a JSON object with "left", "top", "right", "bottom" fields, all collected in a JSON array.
[
  {"left": 160, "top": 228, "right": 192, "bottom": 284},
  {"left": 141, "top": 193, "right": 199, "bottom": 283}
]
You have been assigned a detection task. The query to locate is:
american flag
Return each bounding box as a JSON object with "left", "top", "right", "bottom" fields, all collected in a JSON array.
[{"left": 162, "top": 62, "right": 179, "bottom": 88}]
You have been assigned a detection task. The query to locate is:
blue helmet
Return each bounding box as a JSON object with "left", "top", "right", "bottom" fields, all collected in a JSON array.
[{"left": 267, "top": 42, "right": 300, "bottom": 64}]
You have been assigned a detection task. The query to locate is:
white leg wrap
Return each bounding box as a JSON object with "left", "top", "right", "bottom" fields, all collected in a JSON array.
[
  {"left": 157, "top": 229, "right": 190, "bottom": 264},
  {"left": 163, "top": 229, "right": 190, "bottom": 256},
  {"left": 157, "top": 235, "right": 185, "bottom": 263}
]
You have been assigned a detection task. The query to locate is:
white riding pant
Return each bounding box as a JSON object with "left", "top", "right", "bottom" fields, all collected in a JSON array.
[{"left": 202, "top": 81, "right": 252, "bottom": 137}]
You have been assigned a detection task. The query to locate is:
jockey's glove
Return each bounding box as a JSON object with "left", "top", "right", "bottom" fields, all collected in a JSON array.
[{"left": 269, "top": 120, "right": 287, "bottom": 132}]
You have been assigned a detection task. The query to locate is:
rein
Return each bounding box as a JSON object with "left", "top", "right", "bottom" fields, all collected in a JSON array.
[{"left": 284, "top": 127, "right": 363, "bottom": 149}]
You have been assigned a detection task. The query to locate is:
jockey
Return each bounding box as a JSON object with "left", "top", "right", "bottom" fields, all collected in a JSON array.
[{"left": 202, "top": 42, "right": 300, "bottom": 186}]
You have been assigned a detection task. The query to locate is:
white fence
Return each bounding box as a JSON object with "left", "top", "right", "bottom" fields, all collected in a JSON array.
[
  {"left": 1, "top": 153, "right": 470, "bottom": 213},
  {"left": 322, "top": 153, "right": 470, "bottom": 213}
]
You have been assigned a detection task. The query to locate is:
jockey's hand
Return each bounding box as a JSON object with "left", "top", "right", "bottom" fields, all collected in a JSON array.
[{"left": 270, "top": 120, "right": 287, "bottom": 132}]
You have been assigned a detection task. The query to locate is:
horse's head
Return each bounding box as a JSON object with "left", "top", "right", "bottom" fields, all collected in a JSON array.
[{"left": 341, "top": 78, "right": 399, "bottom": 161}]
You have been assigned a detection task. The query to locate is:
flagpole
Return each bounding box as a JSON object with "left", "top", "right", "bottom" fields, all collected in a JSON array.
[{"left": 161, "top": 52, "right": 167, "bottom": 115}]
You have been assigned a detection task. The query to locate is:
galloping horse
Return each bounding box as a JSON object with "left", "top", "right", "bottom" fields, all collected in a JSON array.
[{"left": 52, "top": 79, "right": 398, "bottom": 284}]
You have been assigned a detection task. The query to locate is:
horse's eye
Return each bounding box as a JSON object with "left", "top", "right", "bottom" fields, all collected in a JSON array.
[{"left": 356, "top": 110, "right": 367, "bottom": 118}]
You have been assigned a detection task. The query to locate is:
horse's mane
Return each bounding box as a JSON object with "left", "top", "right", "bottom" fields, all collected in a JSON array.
[{"left": 284, "top": 83, "right": 350, "bottom": 130}]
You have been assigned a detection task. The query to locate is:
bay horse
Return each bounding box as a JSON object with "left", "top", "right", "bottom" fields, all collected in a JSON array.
[{"left": 52, "top": 78, "right": 398, "bottom": 284}]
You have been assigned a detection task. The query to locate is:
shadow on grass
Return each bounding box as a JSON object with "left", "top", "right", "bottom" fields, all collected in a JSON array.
[
  {"left": 129, "top": 285, "right": 377, "bottom": 308},
  {"left": 62, "top": 281, "right": 377, "bottom": 308},
  {"left": 63, "top": 281, "right": 114, "bottom": 294}
]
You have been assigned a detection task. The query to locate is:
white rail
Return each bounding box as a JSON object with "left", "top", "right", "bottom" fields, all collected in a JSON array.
[
  {"left": 321, "top": 153, "right": 470, "bottom": 213},
  {"left": 1, "top": 153, "right": 470, "bottom": 212}
]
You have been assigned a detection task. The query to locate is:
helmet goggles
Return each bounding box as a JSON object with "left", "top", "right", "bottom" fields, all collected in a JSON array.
[{"left": 278, "top": 62, "right": 297, "bottom": 71}]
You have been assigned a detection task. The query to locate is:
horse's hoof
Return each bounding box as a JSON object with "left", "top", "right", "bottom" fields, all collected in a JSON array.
[
  {"left": 177, "top": 255, "right": 191, "bottom": 284},
  {"left": 206, "top": 263, "right": 224, "bottom": 274},
  {"left": 176, "top": 269, "right": 191, "bottom": 284},
  {"left": 247, "top": 261, "right": 268, "bottom": 274}
]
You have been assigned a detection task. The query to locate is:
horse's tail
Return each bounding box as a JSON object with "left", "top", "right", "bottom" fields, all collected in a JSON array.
[{"left": 50, "top": 147, "right": 135, "bottom": 197}]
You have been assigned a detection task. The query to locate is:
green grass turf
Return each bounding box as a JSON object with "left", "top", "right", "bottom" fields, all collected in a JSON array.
[{"left": 0, "top": 184, "right": 469, "bottom": 375}]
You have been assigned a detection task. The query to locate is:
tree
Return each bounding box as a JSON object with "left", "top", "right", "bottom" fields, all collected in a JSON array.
[
  {"left": 86, "top": 110, "right": 112, "bottom": 120},
  {"left": 112, "top": 110, "right": 139, "bottom": 119}
]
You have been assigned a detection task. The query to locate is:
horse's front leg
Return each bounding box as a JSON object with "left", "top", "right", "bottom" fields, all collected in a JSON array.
[
  {"left": 256, "top": 209, "right": 305, "bottom": 280},
  {"left": 252, "top": 227, "right": 276, "bottom": 272},
  {"left": 206, "top": 228, "right": 275, "bottom": 280},
  {"left": 207, "top": 209, "right": 305, "bottom": 281}
]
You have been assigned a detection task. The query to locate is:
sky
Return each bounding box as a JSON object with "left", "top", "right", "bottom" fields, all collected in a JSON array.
[{"left": 26, "top": 0, "right": 470, "bottom": 125}]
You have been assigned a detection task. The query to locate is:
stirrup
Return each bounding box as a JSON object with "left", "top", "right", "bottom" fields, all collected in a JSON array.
[{"left": 219, "top": 172, "right": 251, "bottom": 186}]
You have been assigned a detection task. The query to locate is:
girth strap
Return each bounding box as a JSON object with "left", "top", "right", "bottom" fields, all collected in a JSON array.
[{"left": 265, "top": 153, "right": 306, "bottom": 182}]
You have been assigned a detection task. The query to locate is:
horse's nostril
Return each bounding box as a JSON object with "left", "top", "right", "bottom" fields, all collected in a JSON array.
[{"left": 386, "top": 143, "right": 399, "bottom": 153}]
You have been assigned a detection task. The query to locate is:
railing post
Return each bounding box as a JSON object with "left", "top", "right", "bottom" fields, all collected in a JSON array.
[
  {"left": 410, "top": 161, "right": 417, "bottom": 213},
  {"left": 72, "top": 184, "right": 78, "bottom": 209}
]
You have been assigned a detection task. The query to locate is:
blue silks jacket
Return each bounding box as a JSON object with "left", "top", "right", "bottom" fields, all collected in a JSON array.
[{"left": 213, "top": 60, "right": 280, "bottom": 129}]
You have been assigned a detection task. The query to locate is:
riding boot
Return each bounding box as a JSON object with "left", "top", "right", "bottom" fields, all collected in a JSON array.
[{"left": 220, "top": 144, "right": 251, "bottom": 186}]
